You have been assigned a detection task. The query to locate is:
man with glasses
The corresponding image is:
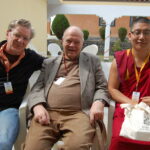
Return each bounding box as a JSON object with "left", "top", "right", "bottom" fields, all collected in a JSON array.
[
  {"left": 0, "top": 19, "right": 44, "bottom": 150},
  {"left": 108, "top": 17, "right": 150, "bottom": 150}
]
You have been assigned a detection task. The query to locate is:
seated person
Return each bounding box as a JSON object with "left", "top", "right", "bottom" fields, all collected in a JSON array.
[
  {"left": 108, "top": 17, "right": 150, "bottom": 150},
  {"left": 0, "top": 19, "right": 44, "bottom": 150},
  {"left": 23, "top": 26, "right": 110, "bottom": 150}
]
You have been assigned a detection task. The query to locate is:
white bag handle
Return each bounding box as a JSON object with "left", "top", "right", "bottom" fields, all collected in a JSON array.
[
  {"left": 121, "top": 102, "right": 150, "bottom": 114},
  {"left": 135, "top": 102, "right": 150, "bottom": 114}
]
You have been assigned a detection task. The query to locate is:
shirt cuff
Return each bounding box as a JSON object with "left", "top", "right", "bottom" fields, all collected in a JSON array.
[{"left": 98, "top": 99, "right": 106, "bottom": 106}]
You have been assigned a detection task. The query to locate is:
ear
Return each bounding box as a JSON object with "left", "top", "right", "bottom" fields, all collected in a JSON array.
[
  {"left": 6, "top": 29, "right": 12, "bottom": 36},
  {"left": 6, "top": 30, "right": 9, "bottom": 36},
  {"left": 6, "top": 30, "right": 10, "bottom": 39},
  {"left": 128, "top": 32, "right": 132, "bottom": 41},
  {"left": 61, "top": 39, "right": 63, "bottom": 45}
]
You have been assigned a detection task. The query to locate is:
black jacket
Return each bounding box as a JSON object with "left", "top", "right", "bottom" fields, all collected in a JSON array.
[{"left": 0, "top": 40, "right": 44, "bottom": 109}]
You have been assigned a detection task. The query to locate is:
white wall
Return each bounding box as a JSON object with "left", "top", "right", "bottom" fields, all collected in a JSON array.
[{"left": 48, "top": 4, "right": 150, "bottom": 23}]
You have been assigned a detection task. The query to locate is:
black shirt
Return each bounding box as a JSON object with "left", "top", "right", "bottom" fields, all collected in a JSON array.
[{"left": 0, "top": 41, "right": 45, "bottom": 109}]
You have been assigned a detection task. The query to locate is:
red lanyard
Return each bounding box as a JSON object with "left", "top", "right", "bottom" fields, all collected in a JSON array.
[{"left": 62, "top": 53, "right": 78, "bottom": 76}]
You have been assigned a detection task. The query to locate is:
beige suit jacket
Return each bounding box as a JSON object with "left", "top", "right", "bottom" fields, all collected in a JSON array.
[{"left": 28, "top": 52, "right": 110, "bottom": 114}]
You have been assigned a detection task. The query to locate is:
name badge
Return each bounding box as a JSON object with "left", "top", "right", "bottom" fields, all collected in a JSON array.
[
  {"left": 4, "top": 82, "right": 13, "bottom": 94},
  {"left": 132, "top": 91, "right": 140, "bottom": 102},
  {"left": 54, "top": 77, "right": 65, "bottom": 85}
]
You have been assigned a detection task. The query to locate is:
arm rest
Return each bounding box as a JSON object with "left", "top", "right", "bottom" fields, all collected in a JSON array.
[
  {"left": 92, "top": 100, "right": 115, "bottom": 150},
  {"left": 13, "top": 84, "right": 30, "bottom": 150},
  {"left": 14, "top": 71, "right": 40, "bottom": 150},
  {"left": 107, "top": 100, "right": 115, "bottom": 147}
]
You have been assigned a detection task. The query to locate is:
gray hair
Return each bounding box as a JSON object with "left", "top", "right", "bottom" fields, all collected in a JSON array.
[{"left": 8, "top": 19, "right": 35, "bottom": 39}]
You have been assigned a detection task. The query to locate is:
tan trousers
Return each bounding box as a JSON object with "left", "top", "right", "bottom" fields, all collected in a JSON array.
[{"left": 23, "top": 110, "right": 95, "bottom": 150}]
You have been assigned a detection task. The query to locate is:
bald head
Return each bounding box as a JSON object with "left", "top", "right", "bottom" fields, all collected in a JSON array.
[
  {"left": 63, "top": 26, "right": 84, "bottom": 42},
  {"left": 62, "top": 26, "right": 84, "bottom": 60}
]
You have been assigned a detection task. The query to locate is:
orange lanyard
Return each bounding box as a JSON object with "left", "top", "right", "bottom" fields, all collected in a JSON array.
[
  {"left": 132, "top": 49, "right": 150, "bottom": 91},
  {"left": 0, "top": 43, "right": 25, "bottom": 73}
]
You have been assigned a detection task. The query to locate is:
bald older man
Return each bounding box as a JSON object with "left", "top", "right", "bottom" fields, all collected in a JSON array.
[{"left": 23, "top": 26, "right": 109, "bottom": 150}]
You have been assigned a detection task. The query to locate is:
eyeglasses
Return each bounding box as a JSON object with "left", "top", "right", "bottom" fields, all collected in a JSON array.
[
  {"left": 131, "top": 30, "right": 150, "bottom": 37},
  {"left": 12, "top": 33, "right": 30, "bottom": 41}
]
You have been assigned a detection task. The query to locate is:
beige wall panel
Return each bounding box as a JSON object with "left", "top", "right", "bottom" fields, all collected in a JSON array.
[
  {"left": 66, "top": 14, "right": 99, "bottom": 37},
  {"left": 0, "top": 0, "right": 47, "bottom": 54},
  {"left": 111, "top": 16, "right": 130, "bottom": 38}
]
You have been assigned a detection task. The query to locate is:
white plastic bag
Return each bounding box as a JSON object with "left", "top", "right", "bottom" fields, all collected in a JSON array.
[{"left": 120, "top": 102, "right": 150, "bottom": 141}]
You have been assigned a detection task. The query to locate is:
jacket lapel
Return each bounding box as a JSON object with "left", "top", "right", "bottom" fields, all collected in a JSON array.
[
  {"left": 79, "top": 52, "right": 90, "bottom": 95},
  {"left": 45, "top": 55, "right": 62, "bottom": 97}
]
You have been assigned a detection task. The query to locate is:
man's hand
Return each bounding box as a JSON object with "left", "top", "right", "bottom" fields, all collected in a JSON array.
[
  {"left": 90, "top": 100, "right": 104, "bottom": 126},
  {"left": 33, "top": 104, "right": 50, "bottom": 125},
  {"left": 141, "top": 96, "right": 150, "bottom": 106}
]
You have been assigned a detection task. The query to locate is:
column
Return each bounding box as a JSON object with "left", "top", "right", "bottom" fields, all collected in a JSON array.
[{"left": 104, "top": 22, "right": 111, "bottom": 60}]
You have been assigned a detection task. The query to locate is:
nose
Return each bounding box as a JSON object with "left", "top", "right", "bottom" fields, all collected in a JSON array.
[
  {"left": 138, "top": 33, "right": 145, "bottom": 39},
  {"left": 69, "top": 42, "right": 75, "bottom": 47},
  {"left": 17, "top": 37, "right": 25, "bottom": 43}
]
